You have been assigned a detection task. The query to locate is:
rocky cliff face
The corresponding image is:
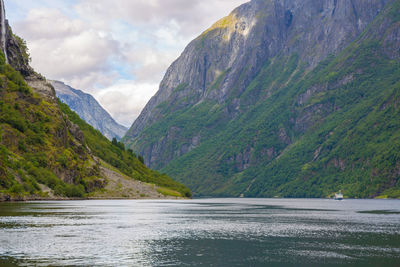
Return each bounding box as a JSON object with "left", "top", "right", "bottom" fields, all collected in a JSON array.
[
  {"left": 0, "top": 0, "right": 56, "bottom": 101},
  {"left": 51, "top": 81, "right": 127, "bottom": 140},
  {"left": 123, "top": 0, "right": 400, "bottom": 198},
  {"left": 125, "top": 0, "right": 389, "bottom": 165}
]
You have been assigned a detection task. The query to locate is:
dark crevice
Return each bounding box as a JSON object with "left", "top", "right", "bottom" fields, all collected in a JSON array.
[
  {"left": 203, "top": 55, "right": 208, "bottom": 91},
  {"left": 285, "top": 10, "right": 293, "bottom": 28},
  {"left": 332, "top": 0, "right": 338, "bottom": 16},
  {"left": 350, "top": 0, "right": 358, "bottom": 21}
]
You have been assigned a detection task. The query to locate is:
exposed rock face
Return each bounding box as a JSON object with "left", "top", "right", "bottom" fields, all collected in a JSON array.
[
  {"left": 0, "top": 5, "right": 57, "bottom": 101},
  {"left": 122, "top": 0, "right": 400, "bottom": 198},
  {"left": 25, "top": 77, "right": 57, "bottom": 101},
  {"left": 51, "top": 81, "right": 128, "bottom": 140},
  {"left": 124, "top": 0, "right": 389, "bottom": 167}
]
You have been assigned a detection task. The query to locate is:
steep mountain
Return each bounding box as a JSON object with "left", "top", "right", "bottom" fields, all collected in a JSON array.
[
  {"left": 50, "top": 80, "right": 127, "bottom": 140},
  {"left": 0, "top": 2, "right": 191, "bottom": 201},
  {"left": 124, "top": 0, "right": 400, "bottom": 198}
]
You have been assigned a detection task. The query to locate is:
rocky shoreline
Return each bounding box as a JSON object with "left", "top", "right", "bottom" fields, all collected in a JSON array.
[{"left": 0, "top": 193, "right": 186, "bottom": 202}]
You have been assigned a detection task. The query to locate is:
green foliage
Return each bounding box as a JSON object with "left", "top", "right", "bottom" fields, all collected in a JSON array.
[
  {"left": 131, "top": 2, "right": 400, "bottom": 199},
  {"left": 4, "top": 64, "right": 31, "bottom": 94},
  {"left": 9, "top": 183, "right": 24, "bottom": 194},
  {"left": 0, "top": 104, "right": 27, "bottom": 132},
  {"left": 157, "top": 187, "right": 182, "bottom": 197},
  {"left": 0, "top": 34, "right": 191, "bottom": 200},
  {"left": 0, "top": 50, "right": 102, "bottom": 199},
  {"left": 54, "top": 184, "right": 85, "bottom": 198},
  {"left": 138, "top": 155, "right": 144, "bottom": 164},
  {"left": 112, "top": 137, "right": 125, "bottom": 150},
  {"left": 0, "top": 146, "right": 11, "bottom": 188},
  {"left": 59, "top": 101, "right": 191, "bottom": 198},
  {"left": 13, "top": 34, "right": 31, "bottom": 63},
  {"left": 127, "top": 149, "right": 136, "bottom": 157}
]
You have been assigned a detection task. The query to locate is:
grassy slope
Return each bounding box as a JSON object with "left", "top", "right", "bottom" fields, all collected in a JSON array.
[
  {"left": 59, "top": 102, "right": 192, "bottom": 198},
  {"left": 138, "top": 1, "right": 400, "bottom": 198},
  {"left": 0, "top": 51, "right": 191, "bottom": 199},
  {"left": 0, "top": 52, "right": 94, "bottom": 199}
]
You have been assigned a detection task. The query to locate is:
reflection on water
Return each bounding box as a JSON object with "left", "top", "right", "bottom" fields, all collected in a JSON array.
[{"left": 0, "top": 199, "right": 399, "bottom": 266}]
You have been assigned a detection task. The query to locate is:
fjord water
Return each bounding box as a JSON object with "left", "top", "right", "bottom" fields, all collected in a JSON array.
[{"left": 0, "top": 199, "right": 399, "bottom": 266}]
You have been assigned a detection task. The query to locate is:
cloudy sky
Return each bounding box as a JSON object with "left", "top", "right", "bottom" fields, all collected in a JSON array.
[{"left": 5, "top": 0, "right": 248, "bottom": 127}]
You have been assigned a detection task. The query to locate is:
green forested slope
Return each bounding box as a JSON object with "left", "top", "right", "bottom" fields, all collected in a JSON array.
[
  {"left": 0, "top": 51, "right": 191, "bottom": 200},
  {"left": 0, "top": 52, "right": 94, "bottom": 199},
  {"left": 59, "top": 102, "right": 191, "bottom": 198},
  {"left": 150, "top": 2, "right": 400, "bottom": 198}
]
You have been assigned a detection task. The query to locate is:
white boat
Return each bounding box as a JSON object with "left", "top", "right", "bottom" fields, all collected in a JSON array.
[{"left": 334, "top": 191, "right": 343, "bottom": 200}]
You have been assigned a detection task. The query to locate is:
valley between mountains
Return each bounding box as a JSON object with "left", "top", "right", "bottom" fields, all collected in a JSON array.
[
  {"left": 0, "top": 0, "right": 191, "bottom": 200},
  {"left": 1, "top": 0, "right": 399, "bottom": 200}
]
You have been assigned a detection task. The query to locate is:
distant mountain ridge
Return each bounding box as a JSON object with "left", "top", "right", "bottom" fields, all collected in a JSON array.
[{"left": 50, "top": 80, "right": 127, "bottom": 140}]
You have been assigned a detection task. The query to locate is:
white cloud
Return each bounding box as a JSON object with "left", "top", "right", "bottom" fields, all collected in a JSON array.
[
  {"left": 7, "top": 0, "right": 249, "bottom": 126},
  {"left": 125, "top": 46, "right": 178, "bottom": 82},
  {"left": 15, "top": 8, "right": 84, "bottom": 39},
  {"left": 62, "top": 71, "right": 119, "bottom": 95},
  {"left": 15, "top": 7, "right": 119, "bottom": 81},
  {"left": 96, "top": 81, "right": 159, "bottom": 127}
]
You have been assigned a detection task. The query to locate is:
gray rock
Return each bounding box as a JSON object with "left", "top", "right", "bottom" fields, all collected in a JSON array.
[
  {"left": 50, "top": 80, "right": 128, "bottom": 140},
  {"left": 124, "top": 0, "right": 390, "bottom": 168}
]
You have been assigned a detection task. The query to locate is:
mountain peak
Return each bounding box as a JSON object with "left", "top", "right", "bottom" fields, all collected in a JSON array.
[
  {"left": 50, "top": 81, "right": 128, "bottom": 140},
  {"left": 125, "top": 0, "right": 389, "bottom": 143},
  {"left": 123, "top": 0, "right": 400, "bottom": 198}
]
